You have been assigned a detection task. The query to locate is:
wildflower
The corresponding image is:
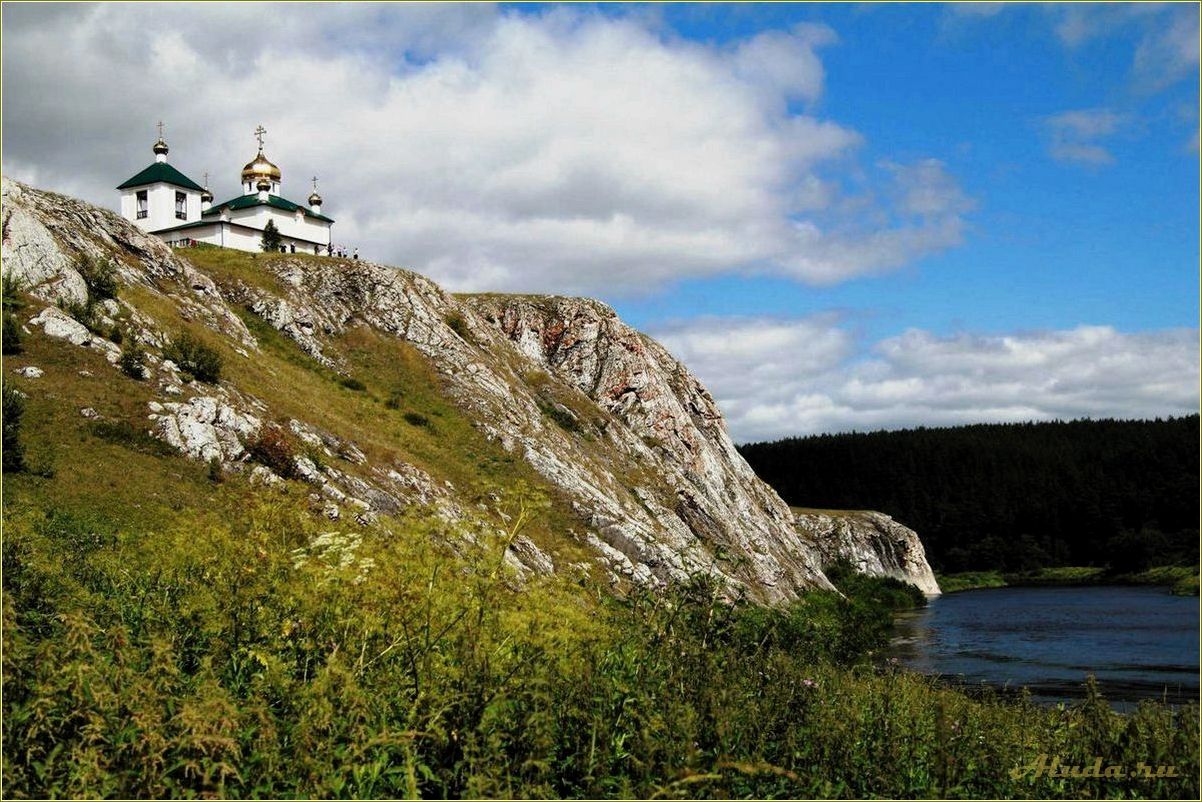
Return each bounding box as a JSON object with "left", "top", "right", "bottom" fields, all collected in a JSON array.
[{"left": 802, "top": 678, "right": 817, "bottom": 688}]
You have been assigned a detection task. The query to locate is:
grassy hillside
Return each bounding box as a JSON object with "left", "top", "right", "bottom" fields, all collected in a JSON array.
[{"left": 3, "top": 251, "right": 1198, "bottom": 798}]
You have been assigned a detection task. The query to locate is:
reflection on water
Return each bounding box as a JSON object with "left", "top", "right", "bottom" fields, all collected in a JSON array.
[{"left": 885, "top": 585, "right": 1199, "bottom": 709}]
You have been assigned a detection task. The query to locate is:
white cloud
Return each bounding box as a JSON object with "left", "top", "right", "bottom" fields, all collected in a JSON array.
[
  {"left": 654, "top": 316, "right": 1200, "bottom": 441},
  {"left": 0, "top": 3, "right": 970, "bottom": 295},
  {"left": 1044, "top": 108, "right": 1126, "bottom": 165}
]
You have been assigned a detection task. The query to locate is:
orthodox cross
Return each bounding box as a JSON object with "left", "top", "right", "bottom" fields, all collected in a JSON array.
[
  {"left": 254, "top": 125, "right": 267, "bottom": 150},
  {"left": 157, "top": 121, "right": 165, "bottom": 139},
  {"left": 203, "top": 171, "right": 209, "bottom": 188},
  {"left": 312, "top": 176, "right": 319, "bottom": 191}
]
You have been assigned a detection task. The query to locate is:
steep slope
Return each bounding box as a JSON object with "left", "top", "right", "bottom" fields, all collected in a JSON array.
[{"left": 4, "top": 177, "right": 935, "bottom": 601}]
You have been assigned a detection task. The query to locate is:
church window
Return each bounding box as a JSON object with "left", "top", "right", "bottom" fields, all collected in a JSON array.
[
  {"left": 136, "top": 190, "right": 148, "bottom": 219},
  {"left": 175, "top": 191, "right": 187, "bottom": 220}
]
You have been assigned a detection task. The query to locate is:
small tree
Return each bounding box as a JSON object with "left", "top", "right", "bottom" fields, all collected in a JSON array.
[
  {"left": 3, "top": 382, "right": 26, "bottom": 473},
  {"left": 260, "top": 220, "right": 282, "bottom": 252},
  {"left": 2, "top": 311, "right": 22, "bottom": 355}
]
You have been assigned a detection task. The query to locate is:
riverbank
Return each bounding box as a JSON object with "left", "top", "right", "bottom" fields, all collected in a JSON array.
[{"left": 938, "top": 565, "right": 1199, "bottom": 595}]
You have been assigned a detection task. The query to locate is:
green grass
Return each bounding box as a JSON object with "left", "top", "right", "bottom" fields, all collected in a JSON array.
[
  {"left": 939, "top": 565, "right": 1199, "bottom": 595},
  {"left": 3, "top": 487, "right": 1197, "bottom": 798}
]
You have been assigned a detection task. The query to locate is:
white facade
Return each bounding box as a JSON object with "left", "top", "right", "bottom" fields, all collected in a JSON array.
[
  {"left": 119, "top": 182, "right": 202, "bottom": 234},
  {"left": 117, "top": 132, "right": 333, "bottom": 255}
]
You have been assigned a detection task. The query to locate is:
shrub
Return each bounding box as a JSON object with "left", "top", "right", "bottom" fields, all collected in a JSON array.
[
  {"left": 77, "top": 255, "right": 119, "bottom": 301},
  {"left": 247, "top": 424, "right": 297, "bottom": 479},
  {"left": 539, "top": 398, "right": 581, "bottom": 433},
  {"left": 107, "top": 324, "right": 124, "bottom": 345},
  {"left": 3, "top": 382, "right": 27, "bottom": 472},
  {"left": 164, "top": 332, "right": 222, "bottom": 384},
  {"left": 403, "top": 411, "right": 430, "bottom": 427},
  {"left": 90, "top": 420, "right": 176, "bottom": 457},
  {"left": 3, "top": 311, "right": 22, "bottom": 355},
  {"left": 118, "top": 342, "right": 146, "bottom": 380},
  {"left": 445, "top": 312, "right": 469, "bottom": 339},
  {"left": 59, "top": 297, "right": 99, "bottom": 331},
  {"left": 338, "top": 376, "right": 366, "bottom": 392},
  {"left": 260, "top": 219, "right": 282, "bottom": 252},
  {"left": 385, "top": 389, "right": 403, "bottom": 409},
  {"left": 2, "top": 271, "right": 25, "bottom": 311},
  {"left": 207, "top": 456, "right": 223, "bottom": 483}
]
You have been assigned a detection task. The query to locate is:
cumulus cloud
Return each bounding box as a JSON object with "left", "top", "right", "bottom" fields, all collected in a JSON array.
[
  {"left": 654, "top": 316, "right": 1200, "bottom": 441},
  {"left": 1044, "top": 108, "right": 1126, "bottom": 165},
  {"left": 0, "top": 3, "right": 970, "bottom": 295}
]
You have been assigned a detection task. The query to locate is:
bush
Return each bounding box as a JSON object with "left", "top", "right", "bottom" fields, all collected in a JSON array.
[
  {"left": 385, "top": 390, "right": 403, "bottom": 409},
  {"left": 260, "top": 219, "right": 282, "bottom": 252},
  {"left": 445, "top": 312, "right": 469, "bottom": 339},
  {"left": 3, "top": 382, "right": 26, "bottom": 472},
  {"left": 77, "top": 255, "right": 119, "bottom": 301},
  {"left": 59, "top": 297, "right": 99, "bottom": 332},
  {"left": 207, "top": 456, "right": 223, "bottom": 483},
  {"left": 3, "top": 311, "right": 22, "bottom": 355},
  {"left": 402, "top": 411, "right": 430, "bottom": 428},
  {"left": 3, "top": 271, "right": 26, "bottom": 311},
  {"left": 246, "top": 424, "right": 297, "bottom": 479},
  {"left": 118, "top": 342, "right": 146, "bottom": 380},
  {"left": 164, "top": 332, "right": 222, "bottom": 384},
  {"left": 539, "top": 398, "right": 581, "bottom": 433},
  {"left": 338, "top": 376, "right": 366, "bottom": 392}
]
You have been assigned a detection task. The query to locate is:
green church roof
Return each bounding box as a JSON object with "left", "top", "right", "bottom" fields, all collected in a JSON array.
[
  {"left": 116, "top": 162, "right": 205, "bottom": 192},
  {"left": 203, "top": 193, "right": 335, "bottom": 223}
]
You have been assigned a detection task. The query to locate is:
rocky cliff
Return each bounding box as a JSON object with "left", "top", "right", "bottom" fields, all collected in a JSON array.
[
  {"left": 3, "top": 177, "right": 937, "bottom": 602},
  {"left": 794, "top": 509, "right": 941, "bottom": 595}
]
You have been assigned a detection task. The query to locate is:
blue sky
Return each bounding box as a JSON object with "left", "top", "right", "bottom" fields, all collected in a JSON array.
[
  {"left": 609, "top": 3, "right": 1199, "bottom": 340},
  {"left": 2, "top": 2, "right": 1198, "bottom": 439}
]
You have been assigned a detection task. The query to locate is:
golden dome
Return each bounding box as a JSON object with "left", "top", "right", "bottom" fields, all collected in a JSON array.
[
  {"left": 241, "top": 149, "right": 281, "bottom": 183},
  {"left": 201, "top": 187, "right": 214, "bottom": 203},
  {"left": 308, "top": 191, "right": 323, "bottom": 206},
  {"left": 152, "top": 137, "right": 169, "bottom": 155},
  {"left": 255, "top": 178, "right": 272, "bottom": 192}
]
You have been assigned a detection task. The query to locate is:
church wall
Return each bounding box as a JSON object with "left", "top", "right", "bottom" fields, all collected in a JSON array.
[{"left": 121, "top": 182, "right": 202, "bottom": 233}]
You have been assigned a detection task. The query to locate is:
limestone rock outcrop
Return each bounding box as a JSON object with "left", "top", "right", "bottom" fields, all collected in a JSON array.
[
  {"left": 2, "top": 176, "right": 942, "bottom": 602},
  {"left": 794, "top": 509, "right": 941, "bottom": 595}
]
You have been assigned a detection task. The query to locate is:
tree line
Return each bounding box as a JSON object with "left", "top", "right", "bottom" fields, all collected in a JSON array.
[{"left": 738, "top": 416, "right": 1199, "bottom": 573}]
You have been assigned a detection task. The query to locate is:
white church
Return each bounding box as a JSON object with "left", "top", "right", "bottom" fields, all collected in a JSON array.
[{"left": 117, "top": 124, "right": 333, "bottom": 254}]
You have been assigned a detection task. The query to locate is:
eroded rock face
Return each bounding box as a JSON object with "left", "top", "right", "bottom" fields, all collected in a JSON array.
[
  {"left": 2, "top": 176, "right": 941, "bottom": 603},
  {"left": 794, "top": 509, "right": 941, "bottom": 595}
]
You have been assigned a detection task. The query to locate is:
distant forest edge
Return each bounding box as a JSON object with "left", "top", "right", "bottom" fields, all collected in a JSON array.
[{"left": 739, "top": 416, "right": 1200, "bottom": 574}]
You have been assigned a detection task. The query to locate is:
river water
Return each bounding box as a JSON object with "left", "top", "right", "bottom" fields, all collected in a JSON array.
[{"left": 885, "top": 585, "right": 1199, "bottom": 709}]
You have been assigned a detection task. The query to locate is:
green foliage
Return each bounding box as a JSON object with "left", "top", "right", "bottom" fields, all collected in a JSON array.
[
  {"left": 118, "top": 341, "right": 146, "bottom": 380},
  {"left": 260, "top": 219, "right": 282, "bottom": 252},
  {"left": 59, "top": 297, "right": 100, "bottom": 332},
  {"left": 2, "top": 310, "right": 22, "bottom": 355},
  {"left": 3, "top": 381, "right": 27, "bottom": 472},
  {"left": 445, "top": 312, "right": 469, "bottom": 339},
  {"left": 538, "top": 397, "right": 582, "bottom": 433},
  {"left": 207, "top": 455, "right": 224, "bottom": 483},
  {"left": 77, "top": 254, "right": 119, "bottom": 301},
  {"left": 164, "top": 332, "right": 223, "bottom": 384},
  {"left": 338, "top": 375, "right": 366, "bottom": 392},
  {"left": 2, "top": 492, "right": 1197, "bottom": 799},
  {"left": 402, "top": 411, "right": 430, "bottom": 428},
  {"left": 246, "top": 424, "right": 298, "bottom": 479},
  {"left": 90, "top": 420, "right": 177, "bottom": 457},
  {"left": 384, "top": 389, "right": 403, "bottom": 409},
  {"left": 741, "top": 417, "right": 1201, "bottom": 573},
  {"left": 2, "top": 270, "right": 25, "bottom": 311}
]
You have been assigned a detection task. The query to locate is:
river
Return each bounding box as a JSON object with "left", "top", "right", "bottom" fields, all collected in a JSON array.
[{"left": 885, "top": 585, "right": 1199, "bottom": 709}]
